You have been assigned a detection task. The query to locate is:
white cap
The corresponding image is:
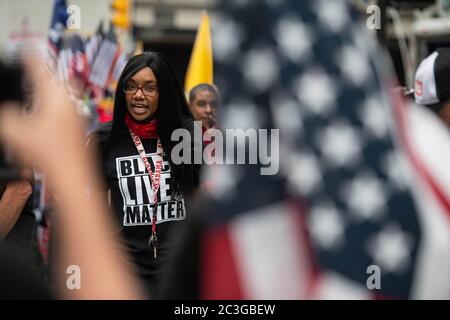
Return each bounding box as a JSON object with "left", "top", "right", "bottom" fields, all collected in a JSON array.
[{"left": 414, "top": 51, "right": 439, "bottom": 105}]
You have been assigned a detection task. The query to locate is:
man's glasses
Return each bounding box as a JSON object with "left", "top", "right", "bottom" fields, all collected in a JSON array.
[{"left": 123, "top": 83, "right": 159, "bottom": 97}]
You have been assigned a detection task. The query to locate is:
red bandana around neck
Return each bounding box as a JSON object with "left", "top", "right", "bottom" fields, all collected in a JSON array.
[{"left": 125, "top": 113, "right": 158, "bottom": 139}]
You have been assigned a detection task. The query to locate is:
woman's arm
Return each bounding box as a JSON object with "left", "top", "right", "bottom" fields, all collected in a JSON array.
[{"left": 0, "top": 180, "right": 32, "bottom": 239}]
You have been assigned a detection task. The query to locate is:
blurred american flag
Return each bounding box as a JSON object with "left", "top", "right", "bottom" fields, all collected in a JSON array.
[{"left": 162, "top": 0, "right": 450, "bottom": 300}]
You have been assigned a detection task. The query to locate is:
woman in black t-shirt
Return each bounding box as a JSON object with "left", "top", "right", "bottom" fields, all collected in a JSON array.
[{"left": 91, "top": 52, "right": 200, "bottom": 299}]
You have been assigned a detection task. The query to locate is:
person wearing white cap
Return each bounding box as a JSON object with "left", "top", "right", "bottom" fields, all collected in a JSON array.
[{"left": 414, "top": 48, "right": 450, "bottom": 127}]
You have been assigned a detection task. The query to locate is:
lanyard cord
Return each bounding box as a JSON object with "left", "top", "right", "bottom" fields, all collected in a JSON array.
[{"left": 129, "top": 129, "right": 163, "bottom": 258}]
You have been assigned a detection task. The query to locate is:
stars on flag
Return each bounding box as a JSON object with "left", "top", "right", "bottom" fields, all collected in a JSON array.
[
  {"left": 367, "top": 224, "right": 413, "bottom": 274},
  {"left": 242, "top": 47, "right": 279, "bottom": 92},
  {"left": 275, "top": 15, "right": 313, "bottom": 63},
  {"left": 295, "top": 68, "right": 338, "bottom": 116}
]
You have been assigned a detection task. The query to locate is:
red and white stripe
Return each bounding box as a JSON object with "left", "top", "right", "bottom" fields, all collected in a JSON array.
[
  {"left": 393, "top": 92, "right": 450, "bottom": 299},
  {"left": 201, "top": 202, "right": 314, "bottom": 299}
]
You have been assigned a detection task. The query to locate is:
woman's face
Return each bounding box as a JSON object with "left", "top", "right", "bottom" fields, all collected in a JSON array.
[{"left": 124, "top": 67, "right": 159, "bottom": 122}]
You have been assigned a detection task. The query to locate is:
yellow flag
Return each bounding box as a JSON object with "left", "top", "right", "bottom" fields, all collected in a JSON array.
[{"left": 184, "top": 11, "right": 213, "bottom": 95}]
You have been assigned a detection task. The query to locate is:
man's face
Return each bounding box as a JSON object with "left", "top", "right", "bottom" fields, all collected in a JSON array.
[
  {"left": 124, "top": 67, "right": 159, "bottom": 122},
  {"left": 190, "top": 90, "right": 219, "bottom": 129}
]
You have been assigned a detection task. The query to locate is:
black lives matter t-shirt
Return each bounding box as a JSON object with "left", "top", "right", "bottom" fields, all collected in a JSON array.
[{"left": 99, "top": 129, "right": 186, "bottom": 276}]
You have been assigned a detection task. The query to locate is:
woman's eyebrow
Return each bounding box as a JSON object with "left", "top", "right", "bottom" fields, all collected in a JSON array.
[{"left": 128, "top": 79, "right": 157, "bottom": 84}]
